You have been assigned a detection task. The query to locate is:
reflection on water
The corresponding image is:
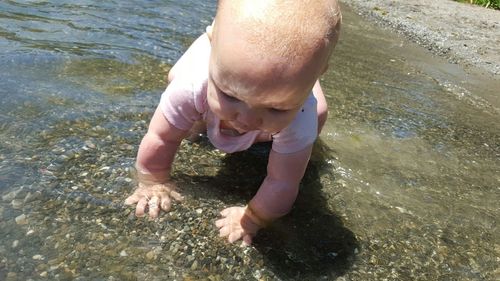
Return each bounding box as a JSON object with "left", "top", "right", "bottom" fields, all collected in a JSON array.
[{"left": 0, "top": 1, "right": 499, "bottom": 280}]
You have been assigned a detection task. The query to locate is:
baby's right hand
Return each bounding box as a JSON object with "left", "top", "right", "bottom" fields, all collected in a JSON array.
[{"left": 124, "top": 182, "right": 183, "bottom": 219}]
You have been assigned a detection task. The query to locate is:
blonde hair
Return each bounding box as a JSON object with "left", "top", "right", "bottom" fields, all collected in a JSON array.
[{"left": 215, "top": 0, "right": 342, "bottom": 63}]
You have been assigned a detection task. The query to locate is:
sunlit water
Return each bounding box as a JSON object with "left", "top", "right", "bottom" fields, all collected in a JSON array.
[{"left": 1, "top": 1, "right": 498, "bottom": 280}]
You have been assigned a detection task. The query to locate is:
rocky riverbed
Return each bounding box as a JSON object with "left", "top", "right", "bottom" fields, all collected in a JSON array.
[{"left": 1, "top": 1, "right": 499, "bottom": 280}]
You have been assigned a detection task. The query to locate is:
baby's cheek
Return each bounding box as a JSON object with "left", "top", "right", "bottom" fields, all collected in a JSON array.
[
  {"left": 263, "top": 117, "right": 290, "bottom": 133},
  {"left": 269, "top": 114, "right": 294, "bottom": 132},
  {"left": 208, "top": 98, "right": 233, "bottom": 120}
]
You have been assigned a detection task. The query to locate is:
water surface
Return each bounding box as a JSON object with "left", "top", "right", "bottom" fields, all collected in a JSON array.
[{"left": 0, "top": 1, "right": 498, "bottom": 280}]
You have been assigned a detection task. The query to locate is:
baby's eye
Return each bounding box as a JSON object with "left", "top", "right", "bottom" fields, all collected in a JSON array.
[
  {"left": 221, "top": 91, "right": 239, "bottom": 102},
  {"left": 270, "top": 108, "right": 289, "bottom": 113}
]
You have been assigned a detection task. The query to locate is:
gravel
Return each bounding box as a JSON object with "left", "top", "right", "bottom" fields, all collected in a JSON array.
[{"left": 343, "top": 0, "right": 500, "bottom": 76}]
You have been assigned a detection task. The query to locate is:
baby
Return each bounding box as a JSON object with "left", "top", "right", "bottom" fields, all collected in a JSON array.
[{"left": 125, "top": 0, "right": 342, "bottom": 245}]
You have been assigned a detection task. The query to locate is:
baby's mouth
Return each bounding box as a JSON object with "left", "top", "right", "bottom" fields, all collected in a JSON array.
[{"left": 227, "top": 121, "right": 252, "bottom": 133}]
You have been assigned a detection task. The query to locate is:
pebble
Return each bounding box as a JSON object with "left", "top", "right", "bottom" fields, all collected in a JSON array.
[
  {"left": 40, "top": 271, "right": 48, "bottom": 277},
  {"left": 33, "top": 254, "right": 44, "bottom": 260},
  {"left": 2, "top": 190, "right": 18, "bottom": 202},
  {"left": 15, "top": 214, "right": 28, "bottom": 225},
  {"left": 190, "top": 260, "right": 198, "bottom": 270},
  {"left": 146, "top": 250, "right": 156, "bottom": 261},
  {"left": 11, "top": 199, "right": 23, "bottom": 209},
  {"left": 23, "top": 192, "right": 40, "bottom": 203},
  {"left": 84, "top": 140, "right": 96, "bottom": 149},
  {"left": 12, "top": 240, "right": 19, "bottom": 248},
  {"left": 119, "top": 250, "right": 128, "bottom": 257}
]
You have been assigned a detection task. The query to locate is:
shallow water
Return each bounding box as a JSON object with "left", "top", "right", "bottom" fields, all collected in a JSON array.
[{"left": 0, "top": 1, "right": 498, "bottom": 280}]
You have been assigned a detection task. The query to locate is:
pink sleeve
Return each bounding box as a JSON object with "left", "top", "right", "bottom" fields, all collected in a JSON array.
[
  {"left": 271, "top": 93, "right": 318, "bottom": 154},
  {"left": 159, "top": 33, "right": 210, "bottom": 131},
  {"left": 159, "top": 78, "right": 204, "bottom": 131}
]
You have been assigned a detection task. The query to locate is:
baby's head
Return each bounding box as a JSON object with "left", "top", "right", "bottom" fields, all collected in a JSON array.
[{"left": 207, "top": 0, "right": 341, "bottom": 134}]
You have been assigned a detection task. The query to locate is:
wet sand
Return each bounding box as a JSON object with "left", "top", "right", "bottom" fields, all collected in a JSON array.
[{"left": 343, "top": 0, "right": 500, "bottom": 77}]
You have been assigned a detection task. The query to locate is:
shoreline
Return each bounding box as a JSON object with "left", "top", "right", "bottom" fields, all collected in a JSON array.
[{"left": 342, "top": 0, "right": 500, "bottom": 77}]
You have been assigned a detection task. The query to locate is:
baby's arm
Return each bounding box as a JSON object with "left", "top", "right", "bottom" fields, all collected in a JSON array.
[
  {"left": 216, "top": 145, "right": 313, "bottom": 244},
  {"left": 248, "top": 145, "right": 312, "bottom": 222},
  {"left": 125, "top": 106, "right": 190, "bottom": 218},
  {"left": 313, "top": 79, "right": 328, "bottom": 134}
]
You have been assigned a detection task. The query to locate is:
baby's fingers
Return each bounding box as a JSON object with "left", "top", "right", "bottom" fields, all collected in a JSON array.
[
  {"left": 228, "top": 230, "right": 244, "bottom": 243},
  {"left": 242, "top": 234, "right": 252, "bottom": 246},
  {"left": 220, "top": 206, "right": 238, "bottom": 217},
  {"left": 124, "top": 193, "right": 140, "bottom": 205},
  {"left": 135, "top": 197, "right": 149, "bottom": 217},
  {"left": 169, "top": 190, "right": 184, "bottom": 202},
  {"left": 148, "top": 196, "right": 161, "bottom": 219},
  {"left": 215, "top": 218, "right": 227, "bottom": 228},
  {"left": 160, "top": 196, "right": 172, "bottom": 212},
  {"left": 218, "top": 225, "right": 232, "bottom": 237}
]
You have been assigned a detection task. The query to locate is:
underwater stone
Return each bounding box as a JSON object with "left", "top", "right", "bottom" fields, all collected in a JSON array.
[
  {"left": 11, "top": 199, "right": 23, "bottom": 209},
  {"left": 146, "top": 250, "right": 156, "bottom": 261},
  {"left": 2, "top": 190, "right": 19, "bottom": 202},
  {"left": 190, "top": 260, "right": 198, "bottom": 270},
  {"left": 15, "top": 214, "right": 28, "bottom": 225}
]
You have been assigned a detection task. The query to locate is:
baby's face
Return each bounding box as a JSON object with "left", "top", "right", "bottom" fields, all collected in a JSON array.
[
  {"left": 207, "top": 61, "right": 312, "bottom": 134},
  {"left": 206, "top": 25, "right": 320, "bottom": 134}
]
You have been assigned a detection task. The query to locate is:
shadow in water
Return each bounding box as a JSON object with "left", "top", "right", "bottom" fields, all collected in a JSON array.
[{"left": 184, "top": 139, "right": 358, "bottom": 279}]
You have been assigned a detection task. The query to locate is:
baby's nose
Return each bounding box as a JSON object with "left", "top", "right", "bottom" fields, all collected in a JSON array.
[{"left": 236, "top": 107, "right": 262, "bottom": 129}]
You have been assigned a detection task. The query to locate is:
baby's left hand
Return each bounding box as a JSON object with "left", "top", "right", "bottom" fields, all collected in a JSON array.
[{"left": 215, "top": 206, "right": 263, "bottom": 246}]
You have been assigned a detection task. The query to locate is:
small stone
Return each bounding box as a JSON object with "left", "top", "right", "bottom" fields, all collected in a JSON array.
[
  {"left": 40, "top": 271, "right": 48, "bottom": 277},
  {"left": 146, "top": 251, "right": 155, "bottom": 261},
  {"left": 120, "top": 250, "right": 128, "bottom": 257},
  {"left": 12, "top": 240, "right": 19, "bottom": 248},
  {"left": 84, "top": 140, "right": 96, "bottom": 149},
  {"left": 24, "top": 192, "right": 40, "bottom": 203},
  {"left": 26, "top": 229, "right": 35, "bottom": 236},
  {"left": 196, "top": 208, "right": 203, "bottom": 214},
  {"left": 33, "top": 254, "right": 44, "bottom": 260},
  {"left": 11, "top": 199, "right": 23, "bottom": 209},
  {"left": 2, "top": 190, "right": 18, "bottom": 202},
  {"left": 190, "top": 260, "right": 198, "bottom": 270},
  {"left": 15, "top": 214, "right": 28, "bottom": 225}
]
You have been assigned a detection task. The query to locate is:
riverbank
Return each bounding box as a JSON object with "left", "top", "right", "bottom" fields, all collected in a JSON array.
[{"left": 343, "top": 0, "right": 500, "bottom": 77}]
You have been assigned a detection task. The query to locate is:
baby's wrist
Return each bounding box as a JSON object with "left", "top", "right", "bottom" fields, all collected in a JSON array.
[
  {"left": 245, "top": 204, "right": 272, "bottom": 228},
  {"left": 134, "top": 165, "right": 170, "bottom": 185}
]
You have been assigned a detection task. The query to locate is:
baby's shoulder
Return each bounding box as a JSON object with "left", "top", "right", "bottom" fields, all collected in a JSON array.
[
  {"left": 271, "top": 93, "right": 318, "bottom": 154},
  {"left": 175, "top": 34, "right": 211, "bottom": 80}
]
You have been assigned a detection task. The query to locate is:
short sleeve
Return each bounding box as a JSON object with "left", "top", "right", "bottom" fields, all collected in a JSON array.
[
  {"left": 159, "top": 78, "right": 204, "bottom": 131},
  {"left": 159, "top": 33, "right": 210, "bottom": 131},
  {"left": 271, "top": 93, "right": 318, "bottom": 154}
]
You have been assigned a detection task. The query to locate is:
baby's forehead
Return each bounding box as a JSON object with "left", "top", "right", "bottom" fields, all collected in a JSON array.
[{"left": 215, "top": 0, "right": 340, "bottom": 59}]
